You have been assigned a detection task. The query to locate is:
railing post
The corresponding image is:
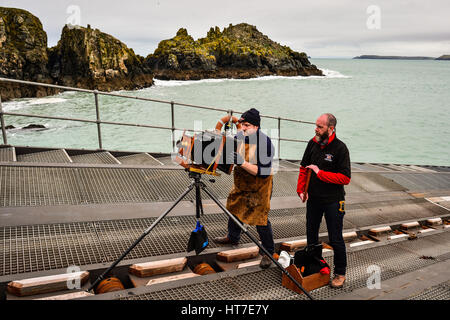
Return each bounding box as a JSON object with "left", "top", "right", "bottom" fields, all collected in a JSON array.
[
  {"left": 277, "top": 117, "right": 281, "bottom": 159},
  {"left": 226, "top": 109, "right": 233, "bottom": 133},
  {"left": 0, "top": 94, "right": 8, "bottom": 145},
  {"left": 171, "top": 101, "right": 175, "bottom": 150},
  {"left": 94, "top": 90, "right": 103, "bottom": 150}
]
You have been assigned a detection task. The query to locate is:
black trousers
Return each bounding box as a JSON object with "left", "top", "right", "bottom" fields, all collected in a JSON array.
[
  {"left": 306, "top": 200, "right": 347, "bottom": 275},
  {"left": 227, "top": 216, "right": 275, "bottom": 255}
]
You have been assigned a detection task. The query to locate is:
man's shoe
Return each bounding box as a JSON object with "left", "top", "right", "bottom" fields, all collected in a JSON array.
[
  {"left": 213, "top": 236, "right": 238, "bottom": 245},
  {"left": 330, "top": 274, "right": 346, "bottom": 288},
  {"left": 259, "top": 255, "right": 272, "bottom": 269}
]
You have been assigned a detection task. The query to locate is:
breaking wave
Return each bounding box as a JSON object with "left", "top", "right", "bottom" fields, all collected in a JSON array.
[
  {"left": 152, "top": 69, "right": 349, "bottom": 87},
  {"left": 2, "top": 97, "right": 67, "bottom": 112}
]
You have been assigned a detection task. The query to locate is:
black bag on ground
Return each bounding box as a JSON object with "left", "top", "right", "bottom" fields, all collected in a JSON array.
[
  {"left": 187, "top": 221, "right": 209, "bottom": 255},
  {"left": 294, "top": 244, "right": 330, "bottom": 277}
]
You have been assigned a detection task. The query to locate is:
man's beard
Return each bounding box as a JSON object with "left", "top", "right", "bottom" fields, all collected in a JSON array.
[
  {"left": 315, "top": 131, "right": 329, "bottom": 142},
  {"left": 243, "top": 128, "right": 257, "bottom": 136}
]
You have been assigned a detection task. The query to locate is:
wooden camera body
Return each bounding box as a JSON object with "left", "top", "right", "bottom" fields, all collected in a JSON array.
[{"left": 175, "top": 130, "right": 236, "bottom": 176}]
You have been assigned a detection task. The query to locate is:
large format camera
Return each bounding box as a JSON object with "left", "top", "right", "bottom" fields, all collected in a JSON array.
[{"left": 175, "top": 130, "right": 237, "bottom": 176}]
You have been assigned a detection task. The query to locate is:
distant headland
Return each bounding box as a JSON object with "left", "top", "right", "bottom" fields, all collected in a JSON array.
[
  {"left": 0, "top": 7, "right": 322, "bottom": 101},
  {"left": 353, "top": 55, "right": 449, "bottom": 61},
  {"left": 436, "top": 55, "right": 450, "bottom": 60}
]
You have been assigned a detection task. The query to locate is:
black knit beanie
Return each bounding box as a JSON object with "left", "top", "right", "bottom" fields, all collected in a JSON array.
[{"left": 239, "top": 108, "right": 261, "bottom": 127}]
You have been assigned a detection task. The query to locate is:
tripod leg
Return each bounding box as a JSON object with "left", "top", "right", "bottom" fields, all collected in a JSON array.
[
  {"left": 201, "top": 185, "right": 314, "bottom": 300},
  {"left": 198, "top": 188, "right": 205, "bottom": 217},
  {"left": 195, "top": 181, "right": 202, "bottom": 219},
  {"left": 87, "top": 181, "right": 195, "bottom": 293}
]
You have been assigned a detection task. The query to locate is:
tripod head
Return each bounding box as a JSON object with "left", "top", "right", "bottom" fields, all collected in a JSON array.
[{"left": 187, "top": 168, "right": 208, "bottom": 180}]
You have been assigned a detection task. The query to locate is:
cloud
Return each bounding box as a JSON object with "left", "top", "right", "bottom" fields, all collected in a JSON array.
[{"left": 1, "top": 0, "right": 449, "bottom": 57}]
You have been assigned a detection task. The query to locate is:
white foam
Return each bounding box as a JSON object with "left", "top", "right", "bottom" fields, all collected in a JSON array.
[
  {"left": 320, "top": 69, "right": 351, "bottom": 78},
  {"left": 3, "top": 97, "right": 67, "bottom": 112},
  {"left": 2, "top": 100, "right": 29, "bottom": 111},
  {"left": 28, "top": 97, "right": 67, "bottom": 105},
  {"left": 153, "top": 68, "right": 349, "bottom": 87},
  {"left": 153, "top": 78, "right": 230, "bottom": 87}
]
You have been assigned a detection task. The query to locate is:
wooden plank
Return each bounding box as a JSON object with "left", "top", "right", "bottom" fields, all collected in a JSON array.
[
  {"left": 237, "top": 260, "right": 261, "bottom": 269},
  {"left": 7, "top": 271, "right": 89, "bottom": 297},
  {"left": 282, "top": 241, "right": 334, "bottom": 252},
  {"left": 216, "top": 246, "right": 259, "bottom": 263},
  {"left": 400, "top": 221, "right": 420, "bottom": 230},
  {"left": 369, "top": 226, "right": 392, "bottom": 236},
  {"left": 146, "top": 272, "right": 199, "bottom": 286},
  {"left": 426, "top": 218, "right": 442, "bottom": 226},
  {"left": 350, "top": 240, "right": 375, "bottom": 247},
  {"left": 129, "top": 257, "right": 187, "bottom": 278},
  {"left": 418, "top": 228, "right": 436, "bottom": 234},
  {"left": 388, "top": 233, "right": 409, "bottom": 240},
  {"left": 34, "top": 291, "right": 94, "bottom": 300},
  {"left": 280, "top": 239, "right": 307, "bottom": 251},
  {"left": 342, "top": 231, "right": 358, "bottom": 242}
]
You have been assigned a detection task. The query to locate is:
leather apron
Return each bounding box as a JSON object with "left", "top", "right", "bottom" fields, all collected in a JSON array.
[{"left": 226, "top": 143, "right": 273, "bottom": 226}]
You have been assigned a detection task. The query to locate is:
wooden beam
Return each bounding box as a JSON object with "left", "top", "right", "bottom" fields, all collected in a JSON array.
[
  {"left": 7, "top": 271, "right": 89, "bottom": 297},
  {"left": 280, "top": 239, "right": 307, "bottom": 252},
  {"left": 369, "top": 226, "right": 392, "bottom": 236},
  {"left": 129, "top": 257, "right": 187, "bottom": 278},
  {"left": 217, "top": 246, "right": 259, "bottom": 263},
  {"left": 146, "top": 272, "right": 199, "bottom": 286}
]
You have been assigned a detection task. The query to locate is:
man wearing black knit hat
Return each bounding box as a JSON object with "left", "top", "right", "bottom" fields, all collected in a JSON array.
[{"left": 213, "top": 108, "right": 276, "bottom": 269}]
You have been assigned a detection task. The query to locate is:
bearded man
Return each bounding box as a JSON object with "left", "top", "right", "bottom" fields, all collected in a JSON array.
[{"left": 297, "top": 113, "right": 351, "bottom": 288}]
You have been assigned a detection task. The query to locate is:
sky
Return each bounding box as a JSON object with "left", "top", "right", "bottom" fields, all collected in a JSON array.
[{"left": 2, "top": 0, "right": 449, "bottom": 58}]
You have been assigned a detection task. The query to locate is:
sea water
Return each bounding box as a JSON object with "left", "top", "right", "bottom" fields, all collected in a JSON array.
[{"left": 2, "top": 59, "right": 449, "bottom": 166}]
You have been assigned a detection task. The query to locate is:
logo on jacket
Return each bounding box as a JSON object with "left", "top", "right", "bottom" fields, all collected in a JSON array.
[{"left": 324, "top": 154, "right": 333, "bottom": 162}]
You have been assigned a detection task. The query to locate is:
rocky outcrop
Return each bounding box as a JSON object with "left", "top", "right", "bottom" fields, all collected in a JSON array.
[
  {"left": 436, "top": 55, "right": 450, "bottom": 60},
  {"left": 146, "top": 23, "right": 322, "bottom": 80},
  {"left": 48, "top": 25, "right": 153, "bottom": 91},
  {"left": 0, "top": 7, "right": 57, "bottom": 101},
  {"left": 0, "top": 7, "right": 153, "bottom": 101},
  {"left": 1, "top": 7, "right": 322, "bottom": 101}
]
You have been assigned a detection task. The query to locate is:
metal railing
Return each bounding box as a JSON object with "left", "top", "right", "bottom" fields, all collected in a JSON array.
[{"left": 0, "top": 77, "right": 314, "bottom": 156}]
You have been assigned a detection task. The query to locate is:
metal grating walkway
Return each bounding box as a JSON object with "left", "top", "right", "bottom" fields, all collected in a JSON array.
[
  {"left": 0, "top": 223, "right": 104, "bottom": 275},
  {"left": 1, "top": 199, "right": 448, "bottom": 277},
  {"left": 0, "top": 147, "right": 16, "bottom": 162},
  {"left": 406, "top": 281, "right": 450, "bottom": 300},
  {"left": 16, "top": 150, "right": 71, "bottom": 163},
  {"left": 0, "top": 164, "right": 419, "bottom": 207},
  {"left": 115, "top": 153, "right": 163, "bottom": 166},
  {"left": 70, "top": 152, "right": 120, "bottom": 164},
  {"left": 381, "top": 172, "right": 450, "bottom": 191},
  {"left": 121, "top": 232, "right": 450, "bottom": 301},
  {"left": 0, "top": 167, "right": 299, "bottom": 206}
]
